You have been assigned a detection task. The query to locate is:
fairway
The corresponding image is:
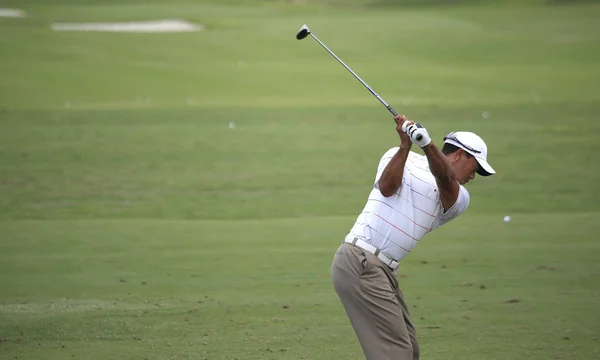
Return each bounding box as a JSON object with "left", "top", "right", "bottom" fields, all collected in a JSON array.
[{"left": 1, "top": 1, "right": 599, "bottom": 359}]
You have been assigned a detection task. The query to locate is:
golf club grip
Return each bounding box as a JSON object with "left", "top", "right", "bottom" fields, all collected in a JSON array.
[{"left": 387, "top": 106, "right": 398, "bottom": 117}]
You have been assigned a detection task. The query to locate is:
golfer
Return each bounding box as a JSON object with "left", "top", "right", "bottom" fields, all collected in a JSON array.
[{"left": 331, "top": 114, "right": 495, "bottom": 360}]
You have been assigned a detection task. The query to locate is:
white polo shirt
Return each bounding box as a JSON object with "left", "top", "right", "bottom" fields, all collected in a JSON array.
[{"left": 346, "top": 147, "right": 470, "bottom": 262}]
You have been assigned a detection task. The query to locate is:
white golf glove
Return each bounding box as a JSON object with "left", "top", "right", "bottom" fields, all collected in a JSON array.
[{"left": 402, "top": 122, "right": 431, "bottom": 147}]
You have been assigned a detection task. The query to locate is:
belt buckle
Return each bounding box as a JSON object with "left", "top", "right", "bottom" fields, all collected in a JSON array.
[{"left": 379, "top": 253, "right": 392, "bottom": 266}]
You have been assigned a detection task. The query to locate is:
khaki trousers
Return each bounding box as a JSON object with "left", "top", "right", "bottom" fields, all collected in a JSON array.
[{"left": 331, "top": 243, "right": 419, "bottom": 360}]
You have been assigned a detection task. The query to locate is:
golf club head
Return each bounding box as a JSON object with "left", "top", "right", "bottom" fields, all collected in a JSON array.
[{"left": 296, "top": 24, "right": 310, "bottom": 40}]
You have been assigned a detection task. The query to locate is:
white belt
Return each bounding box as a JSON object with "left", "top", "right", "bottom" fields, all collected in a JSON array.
[{"left": 344, "top": 236, "right": 399, "bottom": 270}]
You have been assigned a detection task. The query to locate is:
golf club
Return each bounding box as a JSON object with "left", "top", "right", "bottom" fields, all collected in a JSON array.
[{"left": 296, "top": 24, "right": 422, "bottom": 141}]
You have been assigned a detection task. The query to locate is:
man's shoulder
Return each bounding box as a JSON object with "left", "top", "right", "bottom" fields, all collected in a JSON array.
[
  {"left": 378, "top": 147, "right": 431, "bottom": 173},
  {"left": 380, "top": 147, "right": 424, "bottom": 159},
  {"left": 407, "top": 150, "right": 425, "bottom": 161},
  {"left": 381, "top": 146, "right": 399, "bottom": 157},
  {"left": 406, "top": 150, "right": 430, "bottom": 170}
]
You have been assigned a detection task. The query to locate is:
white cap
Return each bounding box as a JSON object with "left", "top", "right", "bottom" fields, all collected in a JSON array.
[{"left": 443, "top": 131, "right": 495, "bottom": 176}]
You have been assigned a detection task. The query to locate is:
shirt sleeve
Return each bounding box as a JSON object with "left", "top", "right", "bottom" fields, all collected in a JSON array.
[
  {"left": 373, "top": 147, "right": 400, "bottom": 189},
  {"left": 437, "top": 185, "right": 470, "bottom": 226}
]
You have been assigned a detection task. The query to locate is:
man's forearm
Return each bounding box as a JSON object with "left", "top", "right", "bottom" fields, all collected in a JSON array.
[
  {"left": 422, "top": 142, "right": 456, "bottom": 185},
  {"left": 378, "top": 145, "right": 411, "bottom": 197}
]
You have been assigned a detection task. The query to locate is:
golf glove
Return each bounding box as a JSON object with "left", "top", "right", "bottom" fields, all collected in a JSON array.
[{"left": 403, "top": 122, "right": 432, "bottom": 147}]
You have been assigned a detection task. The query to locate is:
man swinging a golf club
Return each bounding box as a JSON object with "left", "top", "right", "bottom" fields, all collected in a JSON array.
[
  {"left": 331, "top": 115, "right": 496, "bottom": 360},
  {"left": 295, "top": 24, "right": 496, "bottom": 359}
]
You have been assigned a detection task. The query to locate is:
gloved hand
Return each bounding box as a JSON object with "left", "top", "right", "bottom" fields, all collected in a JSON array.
[{"left": 402, "top": 122, "right": 431, "bottom": 148}]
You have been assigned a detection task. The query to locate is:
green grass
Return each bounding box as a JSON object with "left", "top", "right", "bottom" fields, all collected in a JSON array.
[
  {"left": 1, "top": 1, "right": 599, "bottom": 359},
  {"left": 1, "top": 215, "right": 598, "bottom": 359}
]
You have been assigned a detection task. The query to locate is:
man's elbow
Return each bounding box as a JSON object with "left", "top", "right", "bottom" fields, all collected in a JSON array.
[{"left": 378, "top": 182, "right": 396, "bottom": 197}]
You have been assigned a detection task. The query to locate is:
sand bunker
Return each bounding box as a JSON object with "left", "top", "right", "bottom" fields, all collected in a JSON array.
[
  {"left": 0, "top": 8, "right": 25, "bottom": 18},
  {"left": 51, "top": 19, "right": 203, "bottom": 33}
]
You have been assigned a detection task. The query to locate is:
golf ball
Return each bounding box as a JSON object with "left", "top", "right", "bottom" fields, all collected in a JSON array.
[
  {"left": 503, "top": 215, "right": 511, "bottom": 223},
  {"left": 228, "top": 122, "right": 236, "bottom": 130}
]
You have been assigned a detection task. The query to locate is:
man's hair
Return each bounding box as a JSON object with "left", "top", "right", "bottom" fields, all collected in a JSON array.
[{"left": 441, "top": 143, "right": 473, "bottom": 158}]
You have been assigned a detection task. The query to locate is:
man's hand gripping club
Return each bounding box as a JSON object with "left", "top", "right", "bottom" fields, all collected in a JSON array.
[{"left": 402, "top": 121, "right": 431, "bottom": 148}]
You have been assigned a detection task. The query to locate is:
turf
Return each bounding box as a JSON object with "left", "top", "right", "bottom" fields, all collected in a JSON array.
[{"left": 0, "top": 1, "right": 599, "bottom": 359}]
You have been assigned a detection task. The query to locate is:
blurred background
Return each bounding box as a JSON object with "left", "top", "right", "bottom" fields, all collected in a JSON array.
[{"left": 0, "top": 0, "right": 598, "bottom": 359}]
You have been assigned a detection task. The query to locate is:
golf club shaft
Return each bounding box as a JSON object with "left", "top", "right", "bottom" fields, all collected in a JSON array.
[{"left": 309, "top": 33, "right": 398, "bottom": 117}]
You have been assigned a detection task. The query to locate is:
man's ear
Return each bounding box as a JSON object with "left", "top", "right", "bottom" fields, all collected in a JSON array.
[
  {"left": 455, "top": 149, "right": 464, "bottom": 161},
  {"left": 445, "top": 150, "right": 457, "bottom": 165}
]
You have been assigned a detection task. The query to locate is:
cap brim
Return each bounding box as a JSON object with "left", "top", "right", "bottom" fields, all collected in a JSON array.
[{"left": 475, "top": 157, "right": 495, "bottom": 176}]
